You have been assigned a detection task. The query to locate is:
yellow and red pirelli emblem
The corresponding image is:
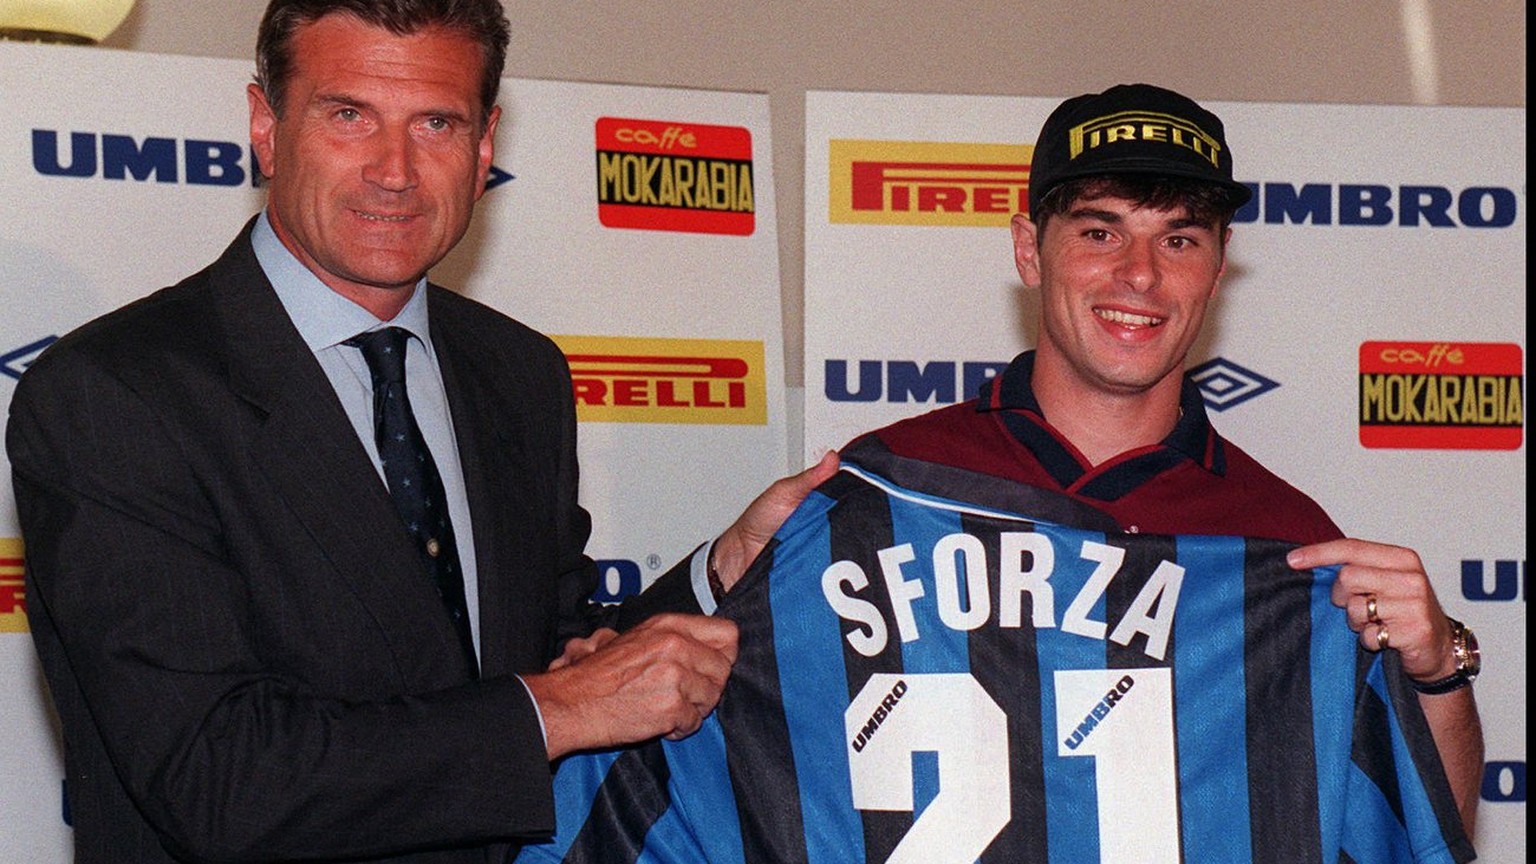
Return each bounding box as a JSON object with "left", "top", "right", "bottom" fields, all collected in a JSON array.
[
  {"left": 1, "top": 538, "right": 25, "bottom": 633},
  {"left": 1359, "top": 341, "right": 1524, "bottom": 450},
  {"left": 829, "top": 140, "right": 1033, "bottom": 226},
  {"left": 554, "top": 335, "right": 767, "bottom": 425},
  {"left": 596, "top": 117, "right": 755, "bottom": 236}
]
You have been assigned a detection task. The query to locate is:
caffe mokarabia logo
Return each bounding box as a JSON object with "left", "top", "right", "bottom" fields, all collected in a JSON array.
[
  {"left": 595, "top": 117, "right": 754, "bottom": 236},
  {"left": 1358, "top": 341, "right": 1523, "bottom": 450}
]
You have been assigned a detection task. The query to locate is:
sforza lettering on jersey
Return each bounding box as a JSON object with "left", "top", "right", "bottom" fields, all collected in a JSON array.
[
  {"left": 849, "top": 677, "right": 909, "bottom": 753},
  {"left": 1063, "top": 674, "right": 1135, "bottom": 751},
  {"left": 821, "top": 532, "right": 1186, "bottom": 661}
]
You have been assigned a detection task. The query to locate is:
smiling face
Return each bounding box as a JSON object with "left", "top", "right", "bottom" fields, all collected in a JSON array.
[
  {"left": 248, "top": 12, "right": 499, "bottom": 319},
  {"left": 1013, "top": 194, "right": 1229, "bottom": 405}
]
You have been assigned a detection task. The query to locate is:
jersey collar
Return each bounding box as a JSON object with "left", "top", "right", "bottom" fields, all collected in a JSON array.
[{"left": 977, "top": 350, "right": 1226, "bottom": 499}]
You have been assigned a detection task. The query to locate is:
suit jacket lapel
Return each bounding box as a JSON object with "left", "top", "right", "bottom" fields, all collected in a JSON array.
[
  {"left": 429, "top": 294, "right": 547, "bottom": 679},
  {"left": 209, "top": 224, "right": 476, "bottom": 686}
]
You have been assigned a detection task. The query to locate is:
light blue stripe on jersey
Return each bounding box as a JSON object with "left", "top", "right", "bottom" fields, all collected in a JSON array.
[
  {"left": 887, "top": 494, "right": 970, "bottom": 675},
  {"left": 653, "top": 721, "right": 745, "bottom": 864},
  {"left": 1307, "top": 564, "right": 1355, "bottom": 862},
  {"left": 1040, "top": 527, "right": 1110, "bottom": 864},
  {"left": 886, "top": 495, "right": 966, "bottom": 824},
  {"left": 1337, "top": 701, "right": 1415, "bottom": 864},
  {"left": 1171, "top": 534, "right": 1252, "bottom": 861},
  {"left": 1385, "top": 696, "right": 1462, "bottom": 864},
  {"left": 1348, "top": 664, "right": 1459, "bottom": 864},
  {"left": 1337, "top": 663, "right": 1455, "bottom": 864},
  {"left": 770, "top": 489, "right": 866, "bottom": 864},
  {"left": 512, "top": 749, "right": 625, "bottom": 862}
]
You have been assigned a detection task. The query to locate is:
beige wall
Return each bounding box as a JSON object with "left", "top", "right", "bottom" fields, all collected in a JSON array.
[{"left": 97, "top": 0, "right": 1527, "bottom": 387}]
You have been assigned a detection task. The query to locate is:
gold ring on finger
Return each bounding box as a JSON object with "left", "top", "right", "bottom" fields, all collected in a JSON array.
[
  {"left": 1365, "top": 594, "right": 1380, "bottom": 624},
  {"left": 1375, "top": 624, "right": 1390, "bottom": 651}
]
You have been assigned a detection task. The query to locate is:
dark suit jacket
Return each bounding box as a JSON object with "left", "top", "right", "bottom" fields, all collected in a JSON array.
[{"left": 6, "top": 222, "right": 697, "bottom": 862}]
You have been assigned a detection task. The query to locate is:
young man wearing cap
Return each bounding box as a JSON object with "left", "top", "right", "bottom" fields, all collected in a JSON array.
[{"left": 846, "top": 83, "right": 1484, "bottom": 834}]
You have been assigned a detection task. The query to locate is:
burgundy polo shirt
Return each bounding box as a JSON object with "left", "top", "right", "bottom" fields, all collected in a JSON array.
[{"left": 847, "top": 351, "right": 1343, "bottom": 544}]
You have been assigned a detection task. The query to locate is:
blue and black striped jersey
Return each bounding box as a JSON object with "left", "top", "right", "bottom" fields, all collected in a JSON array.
[{"left": 515, "top": 455, "right": 1473, "bottom": 864}]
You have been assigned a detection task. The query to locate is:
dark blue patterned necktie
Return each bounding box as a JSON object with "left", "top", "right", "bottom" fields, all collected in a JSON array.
[{"left": 346, "top": 327, "right": 477, "bottom": 675}]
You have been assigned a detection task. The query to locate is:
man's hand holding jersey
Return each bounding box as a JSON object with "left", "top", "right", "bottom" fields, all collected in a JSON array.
[{"left": 1289, "top": 537, "right": 1484, "bottom": 834}]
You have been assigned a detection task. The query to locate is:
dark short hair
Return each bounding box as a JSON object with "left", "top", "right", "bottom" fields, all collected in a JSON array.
[
  {"left": 1030, "top": 174, "right": 1249, "bottom": 237},
  {"left": 254, "top": 0, "right": 510, "bottom": 124}
]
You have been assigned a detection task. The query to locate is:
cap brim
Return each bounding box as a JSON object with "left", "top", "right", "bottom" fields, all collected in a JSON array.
[{"left": 1049, "top": 157, "right": 1253, "bottom": 207}]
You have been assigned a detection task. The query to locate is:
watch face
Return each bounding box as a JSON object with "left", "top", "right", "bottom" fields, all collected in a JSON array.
[
  {"left": 1453, "top": 619, "right": 1481, "bottom": 676},
  {"left": 1462, "top": 626, "right": 1481, "bottom": 675}
]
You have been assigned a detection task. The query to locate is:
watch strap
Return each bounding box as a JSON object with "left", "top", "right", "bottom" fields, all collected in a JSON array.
[{"left": 1409, "top": 669, "right": 1474, "bottom": 695}]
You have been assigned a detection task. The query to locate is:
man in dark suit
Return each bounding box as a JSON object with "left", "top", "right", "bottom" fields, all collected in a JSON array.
[{"left": 5, "top": 1, "right": 833, "bottom": 861}]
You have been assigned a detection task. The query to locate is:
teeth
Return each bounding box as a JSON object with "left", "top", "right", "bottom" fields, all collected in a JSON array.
[
  {"left": 357, "top": 212, "right": 410, "bottom": 222},
  {"left": 1096, "top": 308, "right": 1163, "bottom": 327}
]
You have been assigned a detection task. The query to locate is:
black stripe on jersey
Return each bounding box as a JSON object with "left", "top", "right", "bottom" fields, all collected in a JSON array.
[
  {"left": 563, "top": 742, "right": 671, "bottom": 864},
  {"left": 1105, "top": 532, "right": 1178, "bottom": 670},
  {"left": 841, "top": 437, "right": 1118, "bottom": 531},
  {"left": 718, "top": 537, "right": 811, "bottom": 864},
  {"left": 828, "top": 478, "right": 909, "bottom": 864},
  {"left": 1374, "top": 651, "right": 1477, "bottom": 863},
  {"left": 1243, "top": 538, "right": 1324, "bottom": 864},
  {"left": 1352, "top": 672, "right": 1406, "bottom": 826},
  {"left": 961, "top": 511, "right": 1049, "bottom": 864}
]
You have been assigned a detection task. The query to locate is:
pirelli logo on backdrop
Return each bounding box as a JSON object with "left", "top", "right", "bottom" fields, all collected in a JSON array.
[
  {"left": 595, "top": 117, "right": 755, "bottom": 235},
  {"left": 1, "top": 539, "right": 25, "bottom": 634},
  {"left": 829, "top": 140, "right": 1032, "bottom": 226},
  {"left": 1359, "top": 342, "right": 1524, "bottom": 449},
  {"left": 553, "top": 335, "right": 767, "bottom": 425}
]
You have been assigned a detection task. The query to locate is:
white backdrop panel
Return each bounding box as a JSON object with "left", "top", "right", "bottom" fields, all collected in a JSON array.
[{"left": 436, "top": 77, "right": 788, "bottom": 581}]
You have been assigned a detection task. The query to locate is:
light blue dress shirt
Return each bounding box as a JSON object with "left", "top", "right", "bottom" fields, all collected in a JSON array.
[{"left": 250, "top": 212, "right": 482, "bottom": 657}]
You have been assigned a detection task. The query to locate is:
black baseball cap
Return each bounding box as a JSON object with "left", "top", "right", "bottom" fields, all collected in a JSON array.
[{"left": 1027, "top": 83, "right": 1253, "bottom": 216}]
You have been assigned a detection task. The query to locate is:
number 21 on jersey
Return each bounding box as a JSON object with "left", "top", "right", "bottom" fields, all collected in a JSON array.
[{"left": 845, "top": 670, "right": 1178, "bottom": 863}]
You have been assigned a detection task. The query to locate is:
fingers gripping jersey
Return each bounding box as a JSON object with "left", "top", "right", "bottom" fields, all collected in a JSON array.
[{"left": 515, "top": 461, "right": 1473, "bottom": 864}]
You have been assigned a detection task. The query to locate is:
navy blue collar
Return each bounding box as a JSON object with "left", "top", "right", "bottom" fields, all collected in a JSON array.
[{"left": 976, "top": 350, "right": 1225, "bottom": 499}]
